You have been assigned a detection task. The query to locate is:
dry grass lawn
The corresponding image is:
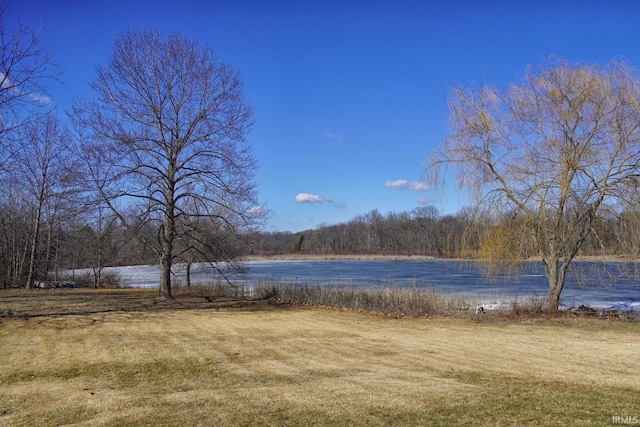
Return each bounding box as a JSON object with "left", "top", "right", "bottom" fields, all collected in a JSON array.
[{"left": 0, "top": 289, "right": 638, "bottom": 426}]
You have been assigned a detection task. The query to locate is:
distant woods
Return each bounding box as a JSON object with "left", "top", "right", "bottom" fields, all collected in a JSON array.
[{"left": 246, "top": 206, "right": 640, "bottom": 259}]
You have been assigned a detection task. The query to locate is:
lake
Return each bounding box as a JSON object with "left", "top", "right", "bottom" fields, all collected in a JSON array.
[{"left": 102, "top": 259, "right": 640, "bottom": 311}]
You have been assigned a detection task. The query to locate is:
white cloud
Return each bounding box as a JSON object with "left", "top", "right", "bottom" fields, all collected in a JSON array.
[
  {"left": 247, "top": 205, "right": 266, "bottom": 216},
  {"left": 295, "top": 193, "right": 330, "bottom": 203},
  {"left": 411, "top": 182, "right": 430, "bottom": 191},
  {"left": 384, "top": 179, "right": 430, "bottom": 191},
  {"left": 384, "top": 179, "right": 409, "bottom": 189},
  {"left": 29, "top": 92, "right": 52, "bottom": 105},
  {"left": 1, "top": 73, "right": 52, "bottom": 105},
  {"left": 0, "top": 72, "right": 10, "bottom": 89},
  {"left": 295, "top": 193, "right": 346, "bottom": 208}
]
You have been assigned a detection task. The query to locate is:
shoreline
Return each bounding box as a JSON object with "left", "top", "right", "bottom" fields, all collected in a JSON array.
[
  {"left": 240, "top": 254, "right": 438, "bottom": 261},
  {"left": 241, "top": 254, "right": 636, "bottom": 262}
]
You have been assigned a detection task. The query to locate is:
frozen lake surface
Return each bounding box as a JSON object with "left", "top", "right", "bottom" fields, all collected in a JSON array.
[{"left": 97, "top": 259, "right": 640, "bottom": 311}]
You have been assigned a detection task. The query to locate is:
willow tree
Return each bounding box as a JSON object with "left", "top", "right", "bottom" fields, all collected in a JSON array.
[
  {"left": 72, "top": 29, "right": 259, "bottom": 299},
  {"left": 428, "top": 58, "right": 640, "bottom": 311}
]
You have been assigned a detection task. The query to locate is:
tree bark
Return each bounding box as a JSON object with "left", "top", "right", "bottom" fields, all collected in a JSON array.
[
  {"left": 26, "top": 188, "right": 45, "bottom": 289},
  {"left": 186, "top": 262, "right": 191, "bottom": 287},
  {"left": 159, "top": 215, "right": 174, "bottom": 299},
  {"left": 159, "top": 175, "right": 176, "bottom": 299},
  {"left": 543, "top": 256, "right": 567, "bottom": 312},
  {"left": 549, "top": 280, "right": 563, "bottom": 312},
  {"left": 159, "top": 248, "right": 172, "bottom": 299}
]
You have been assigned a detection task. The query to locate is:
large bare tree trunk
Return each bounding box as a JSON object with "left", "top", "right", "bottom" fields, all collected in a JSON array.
[
  {"left": 159, "top": 215, "right": 174, "bottom": 298},
  {"left": 159, "top": 249, "right": 172, "bottom": 299},
  {"left": 159, "top": 182, "right": 176, "bottom": 299},
  {"left": 543, "top": 254, "right": 572, "bottom": 312},
  {"left": 549, "top": 282, "right": 563, "bottom": 312},
  {"left": 544, "top": 259, "right": 562, "bottom": 312}
]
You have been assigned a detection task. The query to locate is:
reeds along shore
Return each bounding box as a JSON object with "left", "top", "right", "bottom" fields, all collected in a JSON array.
[
  {"left": 252, "top": 284, "right": 468, "bottom": 316},
  {"left": 172, "top": 281, "right": 558, "bottom": 318},
  {"left": 174, "top": 281, "right": 639, "bottom": 320}
]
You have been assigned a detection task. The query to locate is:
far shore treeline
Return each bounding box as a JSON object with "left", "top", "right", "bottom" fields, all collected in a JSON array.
[
  {"left": 246, "top": 207, "right": 640, "bottom": 259},
  {"left": 4, "top": 203, "right": 640, "bottom": 289}
]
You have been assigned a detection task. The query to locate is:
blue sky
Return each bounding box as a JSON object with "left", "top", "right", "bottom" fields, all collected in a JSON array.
[{"left": 7, "top": 1, "right": 640, "bottom": 232}]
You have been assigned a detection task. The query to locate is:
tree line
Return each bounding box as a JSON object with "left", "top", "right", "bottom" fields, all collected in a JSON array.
[{"left": 247, "top": 206, "right": 640, "bottom": 259}]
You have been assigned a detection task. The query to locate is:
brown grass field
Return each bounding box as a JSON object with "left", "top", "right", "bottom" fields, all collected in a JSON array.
[{"left": 0, "top": 288, "right": 638, "bottom": 426}]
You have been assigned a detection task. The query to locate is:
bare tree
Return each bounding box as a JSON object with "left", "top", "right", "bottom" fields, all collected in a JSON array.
[
  {"left": 427, "top": 58, "right": 640, "bottom": 311},
  {"left": 14, "top": 112, "right": 75, "bottom": 288},
  {"left": 86, "top": 204, "right": 120, "bottom": 288},
  {"left": 72, "top": 29, "right": 260, "bottom": 299},
  {"left": 0, "top": 185, "right": 31, "bottom": 287},
  {"left": 0, "top": 7, "right": 58, "bottom": 145},
  {"left": 0, "top": 7, "right": 60, "bottom": 287}
]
